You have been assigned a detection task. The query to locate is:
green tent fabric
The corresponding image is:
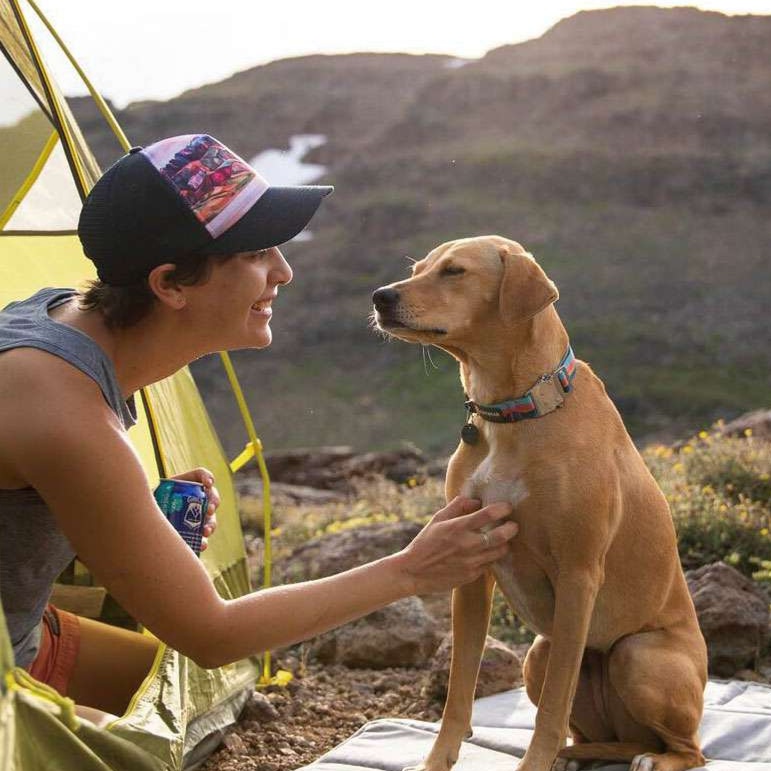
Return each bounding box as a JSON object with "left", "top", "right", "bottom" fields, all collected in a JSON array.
[{"left": 0, "top": 1, "right": 262, "bottom": 768}]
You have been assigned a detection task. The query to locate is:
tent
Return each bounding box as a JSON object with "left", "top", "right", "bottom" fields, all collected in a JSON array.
[{"left": 0, "top": 1, "right": 276, "bottom": 768}]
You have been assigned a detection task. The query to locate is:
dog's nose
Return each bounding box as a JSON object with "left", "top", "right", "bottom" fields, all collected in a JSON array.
[{"left": 372, "top": 287, "right": 400, "bottom": 309}]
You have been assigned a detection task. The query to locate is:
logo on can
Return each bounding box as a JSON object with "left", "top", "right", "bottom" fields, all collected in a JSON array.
[{"left": 153, "top": 478, "right": 208, "bottom": 555}]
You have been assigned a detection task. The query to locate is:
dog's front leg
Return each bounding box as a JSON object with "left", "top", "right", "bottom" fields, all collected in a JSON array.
[
  {"left": 405, "top": 572, "right": 495, "bottom": 771},
  {"left": 518, "top": 567, "right": 601, "bottom": 771}
]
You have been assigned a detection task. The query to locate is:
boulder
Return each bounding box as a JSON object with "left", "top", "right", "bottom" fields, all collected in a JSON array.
[
  {"left": 235, "top": 479, "right": 348, "bottom": 506},
  {"left": 240, "top": 689, "right": 279, "bottom": 723},
  {"left": 278, "top": 520, "right": 423, "bottom": 582},
  {"left": 257, "top": 444, "right": 428, "bottom": 493},
  {"left": 719, "top": 409, "right": 771, "bottom": 440},
  {"left": 685, "top": 561, "right": 770, "bottom": 676},
  {"left": 312, "top": 597, "right": 439, "bottom": 668},
  {"left": 423, "top": 633, "right": 523, "bottom": 701}
]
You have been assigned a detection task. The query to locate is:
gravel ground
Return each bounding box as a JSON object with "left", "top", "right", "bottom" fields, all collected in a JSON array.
[
  {"left": 200, "top": 654, "right": 450, "bottom": 771},
  {"left": 200, "top": 642, "right": 770, "bottom": 771}
]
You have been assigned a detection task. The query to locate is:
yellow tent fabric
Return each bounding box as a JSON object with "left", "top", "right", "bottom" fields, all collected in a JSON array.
[{"left": 1, "top": 1, "right": 261, "bottom": 768}]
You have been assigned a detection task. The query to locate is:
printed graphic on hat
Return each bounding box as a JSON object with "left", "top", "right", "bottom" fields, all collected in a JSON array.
[{"left": 158, "top": 135, "right": 253, "bottom": 225}]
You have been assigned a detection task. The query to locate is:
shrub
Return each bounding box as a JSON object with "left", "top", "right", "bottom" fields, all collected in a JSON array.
[{"left": 644, "top": 427, "right": 771, "bottom": 581}]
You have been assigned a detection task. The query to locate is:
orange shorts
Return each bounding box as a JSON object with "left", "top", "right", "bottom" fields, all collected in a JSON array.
[{"left": 27, "top": 604, "right": 80, "bottom": 696}]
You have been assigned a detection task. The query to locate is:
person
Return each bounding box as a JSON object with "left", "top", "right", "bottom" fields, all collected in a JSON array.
[{"left": 0, "top": 134, "right": 517, "bottom": 720}]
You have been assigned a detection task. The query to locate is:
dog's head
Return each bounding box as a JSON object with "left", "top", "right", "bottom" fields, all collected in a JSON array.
[{"left": 372, "top": 235, "right": 558, "bottom": 347}]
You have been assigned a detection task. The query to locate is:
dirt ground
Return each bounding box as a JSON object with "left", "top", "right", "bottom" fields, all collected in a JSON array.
[
  {"left": 201, "top": 637, "right": 770, "bottom": 771},
  {"left": 201, "top": 654, "right": 449, "bottom": 771},
  {"left": 200, "top": 592, "right": 458, "bottom": 771}
]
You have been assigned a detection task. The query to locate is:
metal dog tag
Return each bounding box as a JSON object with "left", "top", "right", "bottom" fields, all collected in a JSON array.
[{"left": 461, "top": 422, "right": 480, "bottom": 445}]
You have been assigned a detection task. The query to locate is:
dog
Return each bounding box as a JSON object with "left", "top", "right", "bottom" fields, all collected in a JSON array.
[{"left": 372, "top": 236, "right": 707, "bottom": 771}]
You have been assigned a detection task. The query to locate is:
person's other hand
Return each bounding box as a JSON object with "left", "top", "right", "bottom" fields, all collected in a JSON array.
[
  {"left": 171, "top": 468, "right": 220, "bottom": 552},
  {"left": 395, "top": 497, "right": 517, "bottom": 595}
]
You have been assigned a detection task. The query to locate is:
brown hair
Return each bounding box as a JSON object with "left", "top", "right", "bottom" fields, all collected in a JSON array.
[{"left": 78, "top": 252, "right": 236, "bottom": 329}]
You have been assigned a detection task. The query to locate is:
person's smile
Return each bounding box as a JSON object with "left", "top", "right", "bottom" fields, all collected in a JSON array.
[{"left": 250, "top": 292, "right": 276, "bottom": 319}]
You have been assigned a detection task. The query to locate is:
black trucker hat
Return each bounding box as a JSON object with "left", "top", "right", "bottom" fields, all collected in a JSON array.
[{"left": 78, "top": 134, "right": 333, "bottom": 285}]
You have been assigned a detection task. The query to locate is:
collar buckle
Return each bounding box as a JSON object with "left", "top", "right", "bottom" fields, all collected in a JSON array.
[{"left": 530, "top": 373, "right": 565, "bottom": 415}]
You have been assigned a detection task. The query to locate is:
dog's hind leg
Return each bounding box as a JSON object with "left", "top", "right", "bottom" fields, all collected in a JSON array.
[
  {"left": 607, "top": 625, "right": 707, "bottom": 771},
  {"left": 528, "top": 643, "right": 654, "bottom": 770},
  {"left": 405, "top": 572, "right": 495, "bottom": 771}
]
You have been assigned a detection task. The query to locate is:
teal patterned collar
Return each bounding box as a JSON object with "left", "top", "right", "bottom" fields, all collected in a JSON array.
[{"left": 461, "top": 346, "right": 577, "bottom": 443}]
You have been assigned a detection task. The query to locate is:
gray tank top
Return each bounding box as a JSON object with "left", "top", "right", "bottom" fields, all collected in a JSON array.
[{"left": 0, "top": 288, "right": 137, "bottom": 668}]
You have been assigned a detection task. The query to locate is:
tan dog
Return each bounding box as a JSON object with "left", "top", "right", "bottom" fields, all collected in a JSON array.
[{"left": 372, "top": 236, "right": 707, "bottom": 771}]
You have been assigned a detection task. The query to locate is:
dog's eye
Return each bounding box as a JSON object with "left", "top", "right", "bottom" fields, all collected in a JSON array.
[{"left": 441, "top": 265, "right": 465, "bottom": 276}]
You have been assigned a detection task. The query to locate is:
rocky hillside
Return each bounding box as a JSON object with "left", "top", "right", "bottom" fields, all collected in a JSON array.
[{"left": 71, "top": 7, "right": 771, "bottom": 456}]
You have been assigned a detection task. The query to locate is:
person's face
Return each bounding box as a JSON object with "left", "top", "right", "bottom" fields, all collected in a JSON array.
[{"left": 184, "top": 247, "right": 293, "bottom": 352}]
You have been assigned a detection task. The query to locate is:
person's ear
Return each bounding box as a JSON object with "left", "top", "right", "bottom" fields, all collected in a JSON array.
[
  {"left": 497, "top": 245, "right": 558, "bottom": 323},
  {"left": 147, "top": 263, "right": 187, "bottom": 309}
]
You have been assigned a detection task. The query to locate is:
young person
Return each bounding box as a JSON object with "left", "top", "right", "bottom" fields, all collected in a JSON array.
[{"left": 0, "top": 134, "right": 517, "bottom": 718}]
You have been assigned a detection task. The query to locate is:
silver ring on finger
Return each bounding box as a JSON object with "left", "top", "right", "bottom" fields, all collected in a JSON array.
[{"left": 480, "top": 531, "right": 492, "bottom": 549}]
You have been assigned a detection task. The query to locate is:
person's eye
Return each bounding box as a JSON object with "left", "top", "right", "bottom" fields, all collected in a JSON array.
[{"left": 441, "top": 265, "right": 465, "bottom": 276}]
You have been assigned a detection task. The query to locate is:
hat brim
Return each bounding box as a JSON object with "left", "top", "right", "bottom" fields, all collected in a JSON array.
[{"left": 196, "top": 185, "right": 333, "bottom": 256}]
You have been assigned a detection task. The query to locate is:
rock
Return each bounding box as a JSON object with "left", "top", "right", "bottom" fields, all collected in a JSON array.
[
  {"left": 423, "top": 633, "right": 523, "bottom": 701},
  {"left": 719, "top": 409, "right": 771, "bottom": 440},
  {"left": 255, "top": 444, "right": 428, "bottom": 493},
  {"left": 278, "top": 520, "right": 423, "bottom": 582},
  {"left": 312, "top": 596, "right": 439, "bottom": 668},
  {"left": 424, "top": 457, "right": 450, "bottom": 479},
  {"left": 222, "top": 732, "right": 245, "bottom": 753},
  {"left": 685, "top": 562, "right": 770, "bottom": 676},
  {"left": 240, "top": 689, "right": 280, "bottom": 723},
  {"left": 734, "top": 668, "right": 768, "bottom": 683},
  {"left": 236, "top": 479, "right": 349, "bottom": 505}
]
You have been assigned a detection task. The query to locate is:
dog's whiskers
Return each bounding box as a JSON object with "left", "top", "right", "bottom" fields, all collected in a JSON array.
[
  {"left": 368, "top": 310, "right": 392, "bottom": 341},
  {"left": 421, "top": 345, "right": 439, "bottom": 374}
]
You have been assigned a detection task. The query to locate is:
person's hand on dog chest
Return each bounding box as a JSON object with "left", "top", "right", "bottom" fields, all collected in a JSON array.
[{"left": 393, "top": 497, "right": 517, "bottom": 594}]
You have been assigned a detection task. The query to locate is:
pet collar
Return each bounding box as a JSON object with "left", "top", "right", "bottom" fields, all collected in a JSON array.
[{"left": 461, "top": 345, "right": 577, "bottom": 444}]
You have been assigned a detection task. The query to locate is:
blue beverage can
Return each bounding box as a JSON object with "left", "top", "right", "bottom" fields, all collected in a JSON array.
[{"left": 153, "top": 479, "right": 208, "bottom": 555}]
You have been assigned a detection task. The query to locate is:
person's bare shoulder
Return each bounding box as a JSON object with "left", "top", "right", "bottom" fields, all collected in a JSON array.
[{"left": 0, "top": 347, "right": 120, "bottom": 486}]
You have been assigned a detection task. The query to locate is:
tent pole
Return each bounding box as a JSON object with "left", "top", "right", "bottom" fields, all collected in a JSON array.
[
  {"left": 0, "top": 129, "right": 58, "bottom": 228},
  {"left": 8, "top": 0, "right": 88, "bottom": 198},
  {"left": 219, "top": 351, "right": 274, "bottom": 684}
]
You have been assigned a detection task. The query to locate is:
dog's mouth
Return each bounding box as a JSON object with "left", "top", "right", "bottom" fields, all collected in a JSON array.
[{"left": 375, "top": 312, "right": 446, "bottom": 337}]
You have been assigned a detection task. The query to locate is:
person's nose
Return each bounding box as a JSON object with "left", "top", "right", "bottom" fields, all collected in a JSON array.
[{"left": 271, "top": 248, "right": 293, "bottom": 285}]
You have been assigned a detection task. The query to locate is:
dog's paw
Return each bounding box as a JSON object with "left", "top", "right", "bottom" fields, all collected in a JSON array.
[
  {"left": 630, "top": 754, "right": 655, "bottom": 771},
  {"left": 403, "top": 755, "right": 457, "bottom": 771},
  {"left": 403, "top": 765, "right": 451, "bottom": 771},
  {"left": 551, "top": 759, "right": 582, "bottom": 771}
]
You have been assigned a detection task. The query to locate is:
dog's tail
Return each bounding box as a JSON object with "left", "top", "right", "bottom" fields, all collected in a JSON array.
[{"left": 558, "top": 741, "right": 656, "bottom": 762}]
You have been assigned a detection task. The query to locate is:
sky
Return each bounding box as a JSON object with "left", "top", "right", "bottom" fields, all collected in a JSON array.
[{"left": 21, "top": 0, "right": 771, "bottom": 108}]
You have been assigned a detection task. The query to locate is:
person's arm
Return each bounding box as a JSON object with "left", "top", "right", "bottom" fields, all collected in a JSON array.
[
  {"left": 194, "top": 494, "right": 513, "bottom": 666},
  {"left": 4, "top": 350, "right": 516, "bottom": 669}
]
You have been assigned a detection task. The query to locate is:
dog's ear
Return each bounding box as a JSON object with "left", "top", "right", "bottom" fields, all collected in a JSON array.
[{"left": 498, "top": 245, "right": 559, "bottom": 323}]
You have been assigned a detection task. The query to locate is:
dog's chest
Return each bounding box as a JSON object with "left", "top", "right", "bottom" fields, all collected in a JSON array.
[
  {"left": 456, "top": 448, "right": 556, "bottom": 636},
  {"left": 460, "top": 452, "right": 527, "bottom": 509}
]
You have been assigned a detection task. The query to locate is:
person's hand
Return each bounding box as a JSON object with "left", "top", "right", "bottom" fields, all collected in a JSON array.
[
  {"left": 171, "top": 468, "right": 220, "bottom": 552},
  {"left": 394, "top": 497, "right": 518, "bottom": 595}
]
